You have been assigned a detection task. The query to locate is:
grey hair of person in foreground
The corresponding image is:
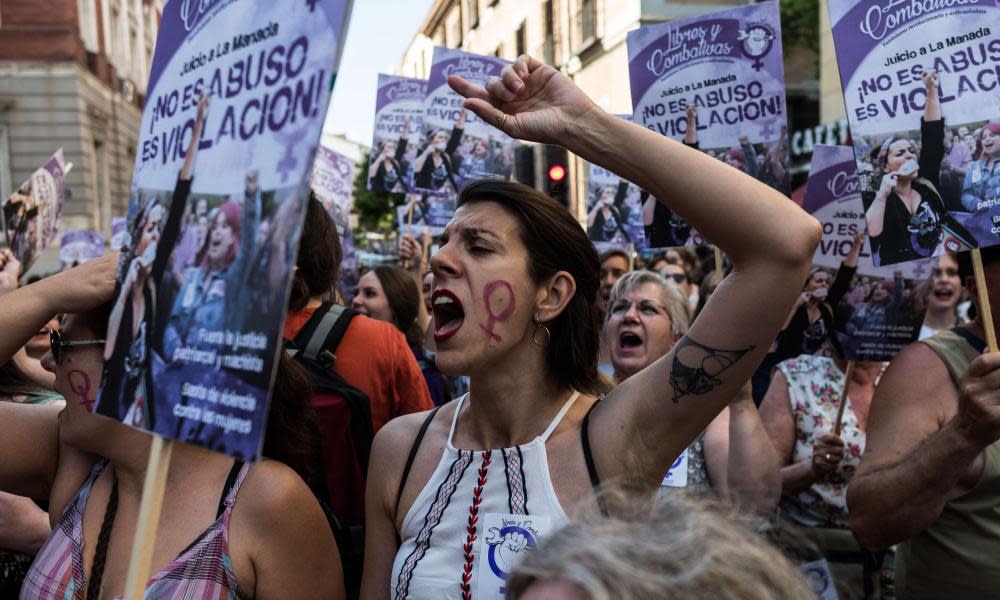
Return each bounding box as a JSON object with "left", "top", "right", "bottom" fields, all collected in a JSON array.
[{"left": 506, "top": 490, "right": 814, "bottom": 600}]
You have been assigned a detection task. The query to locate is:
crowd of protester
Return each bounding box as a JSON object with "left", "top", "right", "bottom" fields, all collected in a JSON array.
[{"left": 0, "top": 53, "right": 997, "bottom": 600}]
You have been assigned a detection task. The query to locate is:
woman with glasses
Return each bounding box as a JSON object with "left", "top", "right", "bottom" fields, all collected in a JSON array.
[
  {"left": 751, "top": 233, "right": 864, "bottom": 404},
  {"left": 0, "top": 258, "right": 344, "bottom": 599},
  {"left": 604, "top": 271, "right": 779, "bottom": 512}
]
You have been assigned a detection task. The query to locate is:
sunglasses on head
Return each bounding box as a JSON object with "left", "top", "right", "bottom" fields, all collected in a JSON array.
[{"left": 50, "top": 329, "right": 105, "bottom": 364}]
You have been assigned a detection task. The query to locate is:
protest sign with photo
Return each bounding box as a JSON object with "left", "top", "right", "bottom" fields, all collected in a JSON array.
[
  {"left": 828, "top": 0, "right": 1000, "bottom": 267},
  {"left": 803, "top": 144, "right": 934, "bottom": 362},
  {"left": 2, "top": 149, "right": 67, "bottom": 271},
  {"left": 59, "top": 230, "right": 104, "bottom": 269},
  {"left": 415, "top": 47, "right": 514, "bottom": 194},
  {"left": 397, "top": 192, "right": 455, "bottom": 238},
  {"left": 587, "top": 115, "right": 647, "bottom": 253},
  {"left": 627, "top": 1, "right": 789, "bottom": 249},
  {"left": 96, "top": 0, "right": 350, "bottom": 460},
  {"left": 369, "top": 74, "right": 427, "bottom": 193},
  {"left": 312, "top": 143, "right": 359, "bottom": 294}
]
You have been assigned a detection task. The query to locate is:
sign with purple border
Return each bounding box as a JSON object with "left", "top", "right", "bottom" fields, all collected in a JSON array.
[
  {"left": 828, "top": 0, "right": 1000, "bottom": 267},
  {"left": 627, "top": 2, "right": 789, "bottom": 249},
  {"left": 96, "top": 0, "right": 352, "bottom": 460}
]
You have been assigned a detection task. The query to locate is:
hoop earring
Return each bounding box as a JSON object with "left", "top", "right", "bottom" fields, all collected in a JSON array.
[{"left": 532, "top": 319, "right": 551, "bottom": 348}]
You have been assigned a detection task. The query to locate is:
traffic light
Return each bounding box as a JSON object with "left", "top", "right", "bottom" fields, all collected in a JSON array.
[{"left": 543, "top": 145, "right": 568, "bottom": 207}]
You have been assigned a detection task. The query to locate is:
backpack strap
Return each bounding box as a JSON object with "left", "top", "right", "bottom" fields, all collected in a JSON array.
[
  {"left": 289, "top": 303, "right": 357, "bottom": 367},
  {"left": 395, "top": 406, "right": 442, "bottom": 538}
]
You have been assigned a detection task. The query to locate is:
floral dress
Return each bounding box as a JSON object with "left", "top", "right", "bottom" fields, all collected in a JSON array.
[{"left": 777, "top": 355, "right": 870, "bottom": 529}]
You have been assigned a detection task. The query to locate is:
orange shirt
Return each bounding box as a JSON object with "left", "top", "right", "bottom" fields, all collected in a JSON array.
[{"left": 284, "top": 306, "right": 433, "bottom": 432}]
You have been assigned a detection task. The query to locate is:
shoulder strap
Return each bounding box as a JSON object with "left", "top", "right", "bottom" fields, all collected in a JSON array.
[
  {"left": 216, "top": 460, "right": 245, "bottom": 519},
  {"left": 580, "top": 398, "right": 608, "bottom": 517},
  {"left": 289, "top": 303, "right": 357, "bottom": 367},
  {"left": 395, "top": 406, "right": 442, "bottom": 531}
]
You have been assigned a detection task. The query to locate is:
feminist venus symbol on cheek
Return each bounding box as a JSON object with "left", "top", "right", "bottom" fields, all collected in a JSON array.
[
  {"left": 67, "top": 370, "right": 96, "bottom": 411},
  {"left": 480, "top": 280, "right": 516, "bottom": 343}
]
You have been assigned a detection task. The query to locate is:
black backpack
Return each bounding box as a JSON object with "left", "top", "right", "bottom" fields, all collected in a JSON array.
[{"left": 285, "top": 303, "right": 373, "bottom": 598}]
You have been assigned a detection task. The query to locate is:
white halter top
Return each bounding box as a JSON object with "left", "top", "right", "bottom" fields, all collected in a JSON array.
[{"left": 389, "top": 391, "right": 582, "bottom": 600}]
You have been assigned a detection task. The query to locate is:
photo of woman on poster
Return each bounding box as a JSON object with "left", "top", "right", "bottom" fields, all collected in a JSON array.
[
  {"left": 960, "top": 122, "right": 1000, "bottom": 214},
  {"left": 863, "top": 70, "right": 976, "bottom": 266},
  {"left": 102, "top": 95, "right": 209, "bottom": 429},
  {"left": 587, "top": 185, "right": 631, "bottom": 245},
  {"left": 369, "top": 116, "right": 411, "bottom": 193},
  {"left": 3, "top": 184, "right": 44, "bottom": 269},
  {"left": 414, "top": 108, "right": 464, "bottom": 193}
]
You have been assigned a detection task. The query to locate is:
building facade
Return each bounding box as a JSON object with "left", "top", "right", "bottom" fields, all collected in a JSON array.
[
  {"left": 0, "top": 0, "right": 162, "bottom": 273},
  {"left": 399, "top": 0, "right": 826, "bottom": 216}
]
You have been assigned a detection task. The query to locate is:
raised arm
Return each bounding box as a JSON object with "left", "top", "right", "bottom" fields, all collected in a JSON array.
[
  {"left": 0, "top": 256, "right": 116, "bottom": 366},
  {"left": 847, "top": 343, "right": 991, "bottom": 549},
  {"left": 683, "top": 104, "right": 698, "bottom": 146},
  {"left": 704, "top": 385, "right": 781, "bottom": 514},
  {"left": 449, "top": 54, "right": 821, "bottom": 484},
  {"left": 180, "top": 94, "right": 209, "bottom": 181}
]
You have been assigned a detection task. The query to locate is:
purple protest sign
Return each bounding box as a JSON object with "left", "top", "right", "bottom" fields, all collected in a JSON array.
[
  {"left": 369, "top": 74, "right": 427, "bottom": 193},
  {"left": 312, "top": 144, "right": 358, "bottom": 291},
  {"left": 59, "top": 229, "right": 104, "bottom": 269},
  {"left": 828, "top": 0, "right": 1000, "bottom": 267},
  {"left": 587, "top": 115, "right": 647, "bottom": 252},
  {"left": 414, "top": 47, "right": 514, "bottom": 194},
  {"left": 803, "top": 144, "right": 933, "bottom": 361},
  {"left": 97, "top": 0, "right": 352, "bottom": 460},
  {"left": 2, "top": 149, "right": 66, "bottom": 272},
  {"left": 627, "top": 2, "right": 789, "bottom": 249}
]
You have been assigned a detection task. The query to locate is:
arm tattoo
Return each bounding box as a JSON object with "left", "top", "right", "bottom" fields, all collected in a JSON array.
[{"left": 669, "top": 336, "right": 755, "bottom": 403}]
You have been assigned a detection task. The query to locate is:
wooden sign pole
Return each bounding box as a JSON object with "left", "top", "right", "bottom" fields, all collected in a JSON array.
[
  {"left": 833, "top": 360, "right": 856, "bottom": 437},
  {"left": 714, "top": 246, "right": 723, "bottom": 280},
  {"left": 972, "top": 248, "right": 998, "bottom": 353},
  {"left": 124, "top": 435, "right": 174, "bottom": 599}
]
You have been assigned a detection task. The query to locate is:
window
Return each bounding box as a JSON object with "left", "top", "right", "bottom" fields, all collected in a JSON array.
[
  {"left": 572, "top": 0, "right": 597, "bottom": 51},
  {"left": 515, "top": 21, "right": 526, "bottom": 57},
  {"left": 78, "top": 0, "right": 100, "bottom": 52},
  {"left": 541, "top": 1, "right": 554, "bottom": 64},
  {"left": 466, "top": 0, "right": 479, "bottom": 29}
]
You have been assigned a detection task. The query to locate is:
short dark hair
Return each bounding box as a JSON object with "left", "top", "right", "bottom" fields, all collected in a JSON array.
[
  {"left": 459, "top": 179, "right": 602, "bottom": 394},
  {"left": 598, "top": 247, "right": 629, "bottom": 267},
  {"left": 289, "top": 192, "right": 342, "bottom": 311}
]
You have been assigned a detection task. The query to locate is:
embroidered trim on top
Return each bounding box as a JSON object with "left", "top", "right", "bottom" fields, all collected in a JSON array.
[
  {"left": 460, "top": 450, "right": 491, "bottom": 600},
  {"left": 503, "top": 448, "right": 527, "bottom": 515},
  {"left": 394, "top": 452, "right": 473, "bottom": 599}
]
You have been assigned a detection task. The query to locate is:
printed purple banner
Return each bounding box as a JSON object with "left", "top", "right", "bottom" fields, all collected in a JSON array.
[
  {"left": 414, "top": 47, "right": 514, "bottom": 193},
  {"left": 369, "top": 74, "right": 427, "bottom": 193},
  {"left": 311, "top": 144, "right": 358, "bottom": 289},
  {"left": 59, "top": 229, "right": 104, "bottom": 268},
  {"left": 97, "top": 0, "right": 351, "bottom": 460},
  {"left": 627, "top": 2, "right": 789, "bottom": 248},
  {"left": 803, "top": 144, "right": 934, "bottom": 361},
  {"left": 828, "top": 0, "right": 1000, "bottom": 267},
  {"left": 587, "top": 115, "right": 647, "bottom": 253},
  {"left": 1, "top": 149, "right": 66, "bottom": 272}
]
